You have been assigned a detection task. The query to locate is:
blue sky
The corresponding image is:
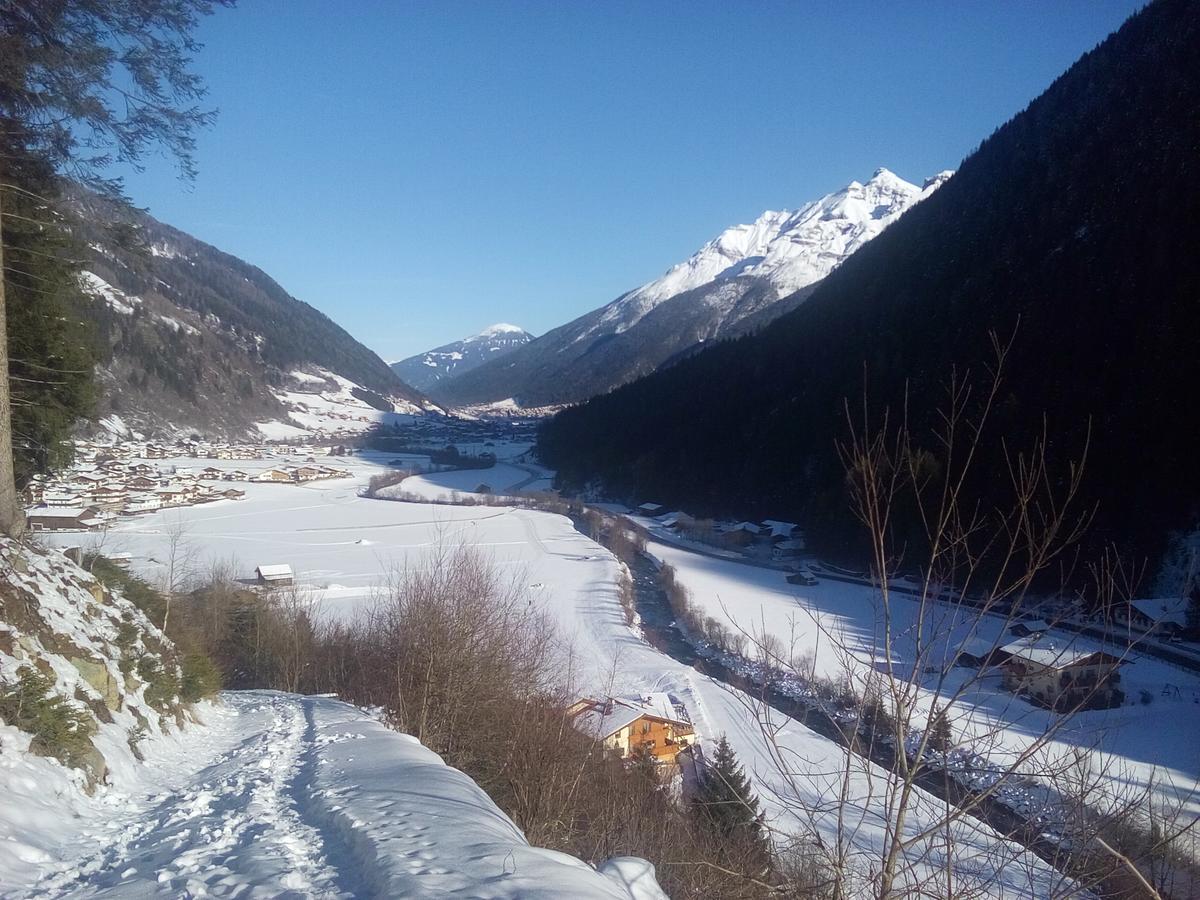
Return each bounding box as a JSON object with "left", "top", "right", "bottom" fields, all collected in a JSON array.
[{"left": 121, "top": 0, "right": 1145, "bottom": 361}]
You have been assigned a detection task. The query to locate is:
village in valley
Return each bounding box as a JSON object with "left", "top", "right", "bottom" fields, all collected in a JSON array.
[{"left": 22, "top": 438, "right": 355, "bottom": 533}]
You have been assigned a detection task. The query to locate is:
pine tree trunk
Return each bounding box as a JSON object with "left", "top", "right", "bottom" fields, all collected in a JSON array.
[{"left": 0, "top": 187, "right": 27, "bottom": 537}]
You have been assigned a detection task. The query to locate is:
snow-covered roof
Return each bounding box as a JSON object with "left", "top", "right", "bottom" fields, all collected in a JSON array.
[
  {"left": 570, "top": 695, "right": 689, "bottom": 741},
  {"left": 762, "top": 519, "right": 799, "bottom": 537},
  {"left": 999, "top": 633, "right": 1116, "bottom": 670},
  {"left": 26, "top": 506, "right": 90, "bottom": 518},
  {"left": 1014, "top": 619, "right": 1051, "bottom": 632},
  {"left": 956, "top": 636, "right": 1004, "bottom": 661},
  {"left": 573, "top": 704, "right": 646, "bottom": 741},
  {"left": 255, "top": 564, "right": 293, "bottom": 579},
  {"left": 727, "top": 521, "right": 761, "bottom": 534},
  {"left": 1130, "top": 597, "right": 1190, "bottom": 628}
]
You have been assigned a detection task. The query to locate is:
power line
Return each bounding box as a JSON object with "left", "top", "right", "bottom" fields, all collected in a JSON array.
[
  {"left": 1, "top": 242, "right": 85, "bottom": 264},
  {"left": 10, "top": 358, "right": 92, "bottom": 375},
  {"left": 3, "top": 263, "right": 68, "bottom": 285},
  {"left": 0, "top": 182, "right": 60, "bottom": 205},
  {"left": 3, "top": 211, "right": 63, "bottom": 228}
]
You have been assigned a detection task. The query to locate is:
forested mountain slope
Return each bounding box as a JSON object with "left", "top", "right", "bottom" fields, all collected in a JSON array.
[
  {"left": 540, "top": 0, "right": 1200, "bottom": 568},
  {"left": 69, "top": 192, "right": 430, "bottom": 438}
]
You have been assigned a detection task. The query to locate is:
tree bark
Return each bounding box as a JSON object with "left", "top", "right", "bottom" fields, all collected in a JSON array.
[{"left": 0, "top": 185, "right": 27, "bottom": 537}]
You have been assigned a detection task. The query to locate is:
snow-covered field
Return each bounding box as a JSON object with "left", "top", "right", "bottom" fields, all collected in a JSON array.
[
  {"left": 398, "top": 460, "right": 555, "bottom": 499},
  {"left": 5, "top": 692, "right": 658, "bottom": 899},
  {"left": 257, "top": 369, "right": 428, "bottom": 441},
  {"left": 40, "top": 454, "right": 1088, "bottom": 896}
]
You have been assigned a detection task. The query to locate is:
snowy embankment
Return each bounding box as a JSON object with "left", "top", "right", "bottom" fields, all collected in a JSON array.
[
  {"left": 6, "top": 692, "right": 661, "bottom": 899},
  {"left": 2, "top": 528, "right": 665, "bottom": 897}
]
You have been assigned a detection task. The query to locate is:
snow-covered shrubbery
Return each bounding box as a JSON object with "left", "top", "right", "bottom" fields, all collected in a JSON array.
[
  {"left": 0, "top": 665, "right": 97, "bottom": 771},
  {"left": 0, "top": 539, "right": 211, "bottom": 788},
  {"left": 175, "top": 547, "right": 784, "bottom": 898}
]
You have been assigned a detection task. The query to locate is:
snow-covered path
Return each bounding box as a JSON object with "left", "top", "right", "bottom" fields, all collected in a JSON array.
[
  {"left": 24, "top": 694, "right": 359, "bottom": 898},
  {"left": 13, "top": 693, "right": 647, "bottom": 899}
]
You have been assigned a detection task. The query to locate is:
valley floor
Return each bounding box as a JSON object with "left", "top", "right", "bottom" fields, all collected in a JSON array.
[{"left": 38, "top": 448, "right": 1198, "bottom": 895}]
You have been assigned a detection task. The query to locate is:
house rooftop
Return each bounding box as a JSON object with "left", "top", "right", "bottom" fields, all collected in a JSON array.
[
  {"left": 726, "top": 521, "right": 762, "bottom": 534},
  {"left": 25, "top": 506, "right": 91, "bottom": 518},
  {"left": 762, "top": 519, "right": 800, "bottom": 536},
  {"left": 1000, "top": 633, "right": 1119, "bottom": 670},
  {"left": 570, "top": 695, "right": 690, "bottom": 741},
  {"left": 1130, "top": 597, "right": 1190, "bottom": 628},
  {"left": 1015, "top": 619, "right": 1051, "bottom": 632},
  {"left": 255, "top": 564, "right": 293, "bottom": 579}
]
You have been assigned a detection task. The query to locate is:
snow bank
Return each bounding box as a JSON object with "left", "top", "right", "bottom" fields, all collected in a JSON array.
[
  {"left": 304, "top": 694, "right": 665, "bottom": 898},
  {"left": 3, "top": 692, "right": 665, "bottom": 898}
]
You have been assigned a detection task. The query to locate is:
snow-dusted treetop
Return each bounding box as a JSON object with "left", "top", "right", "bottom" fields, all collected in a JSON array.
[{"left": 592, "top": 168, "right": 952, "bottom": 337}]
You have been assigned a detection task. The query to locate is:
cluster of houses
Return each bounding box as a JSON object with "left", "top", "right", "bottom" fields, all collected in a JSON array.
[
  {"left": 236, "top": 464, "right": 352, "bottom": 485},
  {"left": 634, "top": 503, "right": 807, "bottom": 560},
  {"left": 22, "top": 440, "right": 352, "bottom": 531},
  {"left": 567, "top": 693, "right": 696, "bottom": 768}
]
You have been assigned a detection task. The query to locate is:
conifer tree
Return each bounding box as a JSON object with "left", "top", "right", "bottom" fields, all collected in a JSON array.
[
  {"left": 695, "top": 736, "right": 767, "bottom": 846},
  {"left": 0, "top": 0, "right": 230, "bottom": 536}
]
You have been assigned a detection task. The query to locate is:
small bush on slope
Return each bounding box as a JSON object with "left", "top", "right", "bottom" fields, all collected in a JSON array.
[
  {"left": 0, "top": 666, "right": 95, "bottom": 769},
  {"left": 180, "top": 651, "right": 222, "bottom": 703},
  {"left": 86, "top": 553, "right": 222, "bottom": 705},
  {"left": 85, "top": 555, "right": 167, "bottom": 626}
]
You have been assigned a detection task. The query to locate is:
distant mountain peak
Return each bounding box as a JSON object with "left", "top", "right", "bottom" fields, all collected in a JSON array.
[
  {"left": 582, "top": 168, "right": 937, "bottom": 340},
  {"left": 471, "top": 322, "right": 527, "bottom": 340},
  {"left": 923, "top": 170, "right": 955, "bottom": 190},
  {"left": 866, "top": 166, "right": 906, "bottom": 186},
  {"left": 391, "top": 323, "right": 534, "bottom": 392}
]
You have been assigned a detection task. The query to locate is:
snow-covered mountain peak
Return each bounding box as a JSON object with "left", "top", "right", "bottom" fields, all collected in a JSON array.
[
  {"left": 470, "top": 322, "right": 527, "bottom": 341},
  {"left": 866, "top": 166, "right": 908, "bottom": 188},
  {"left": 391, "top": 324, "right": 535, "bottom": 392},
  {"left": 586, "top": 169, "right": 945, "bottom": 338},
  {"left": 434, "top": 168, "right": 954, "bottom": 409},
  {"left": 923, "top": 170, "right": 955, "bottom": 191}
]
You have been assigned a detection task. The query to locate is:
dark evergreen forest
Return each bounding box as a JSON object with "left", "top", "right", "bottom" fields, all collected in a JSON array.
[{"left": 540, "top": 0, "right": 1200, "bottom": 573}]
